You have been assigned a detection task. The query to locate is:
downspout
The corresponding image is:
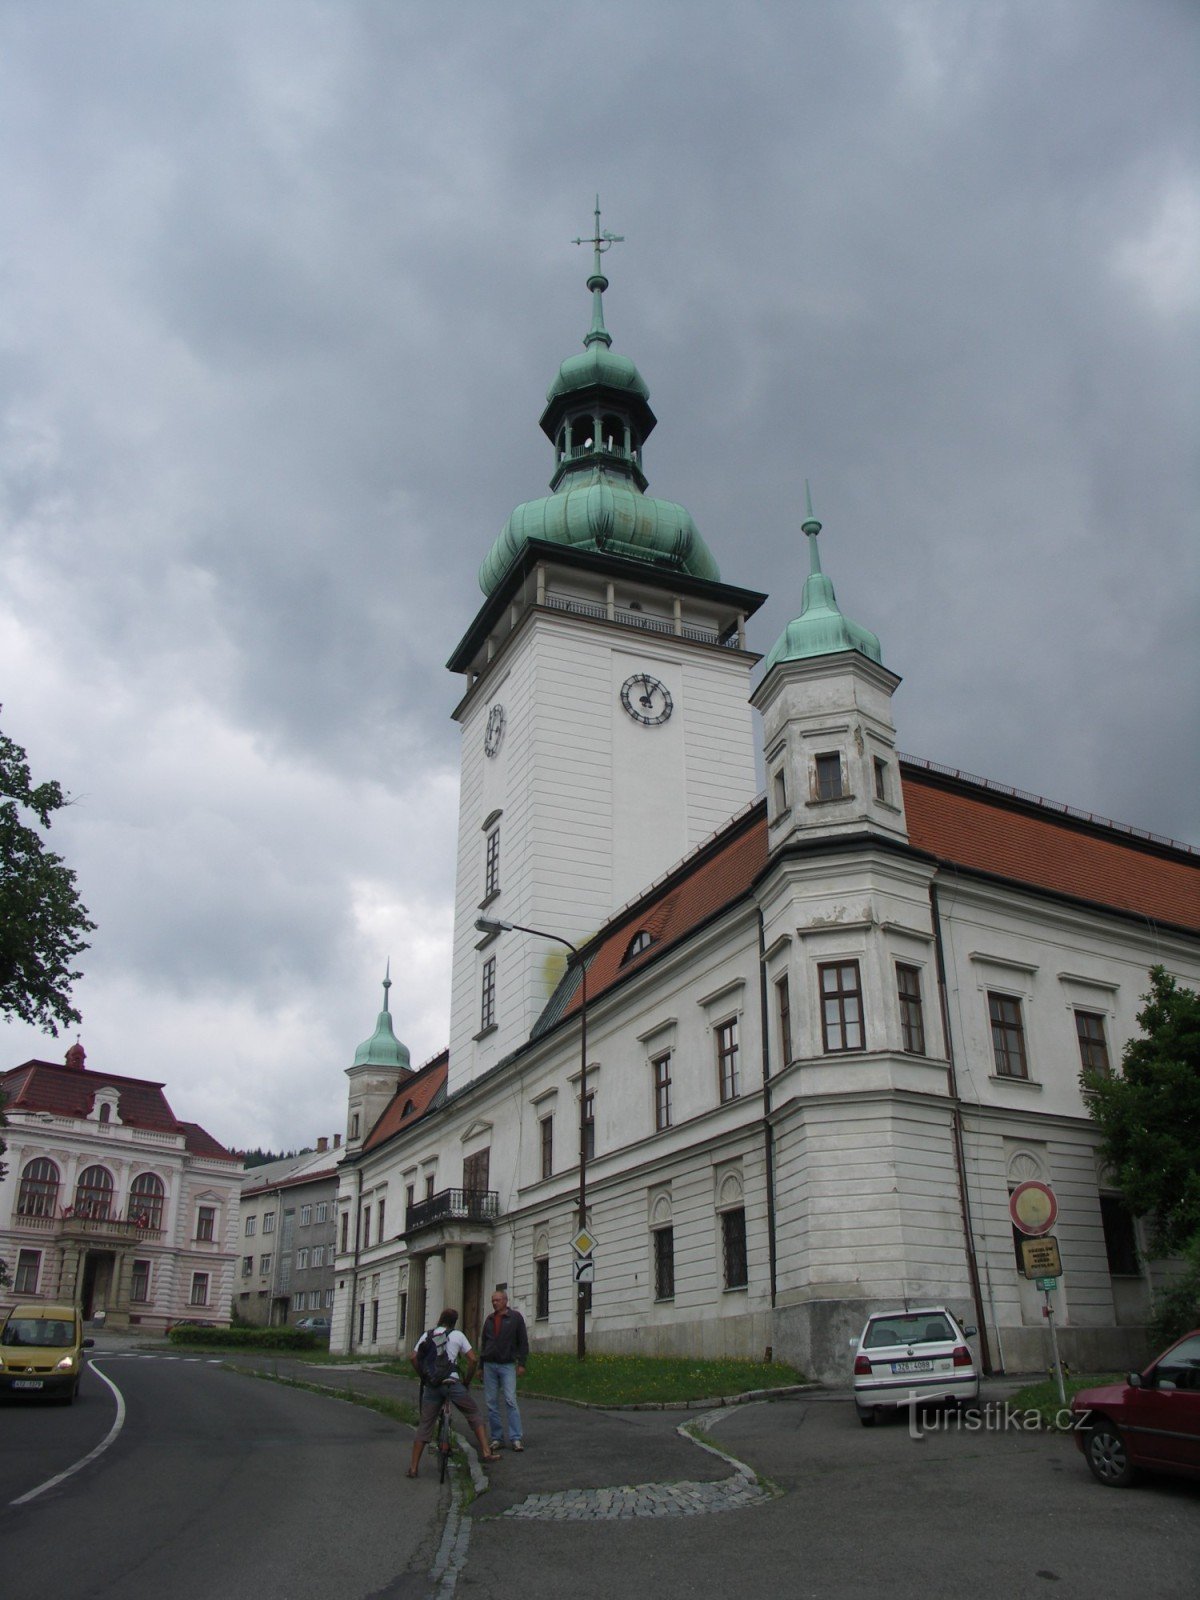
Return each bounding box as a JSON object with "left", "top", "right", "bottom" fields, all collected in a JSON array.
[
  {"left": 348, "top": 1163, "right": 363, "bottom": 1354},
  {"left": 930, "top": 881, "right": 997, "bottom": 1374},
  {"left": 757, "top": 911, "right": 779, "bottom": 1311}
]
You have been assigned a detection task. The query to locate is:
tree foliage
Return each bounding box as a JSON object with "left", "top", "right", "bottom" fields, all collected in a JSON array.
[
  {"left": 1084, "top": 966, "right": 1200, "bottom": 1258},
  {"left": 0, "top": 711, "right": 94, "bottom": 1034}
]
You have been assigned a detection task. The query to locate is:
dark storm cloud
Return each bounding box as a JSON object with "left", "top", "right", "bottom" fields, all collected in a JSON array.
[{"left": 1, "top": 1, "right": 1195, "bottom": 1145}]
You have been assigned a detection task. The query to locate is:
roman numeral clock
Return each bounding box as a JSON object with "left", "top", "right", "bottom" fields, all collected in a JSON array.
[{"left": 620, "top": 672, "right": 673, "bottom": 727}]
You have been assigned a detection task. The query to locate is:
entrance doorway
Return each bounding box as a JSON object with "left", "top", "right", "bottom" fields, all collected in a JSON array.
[
  {"left": 463, "top": 1262, "right": 483, "bottom": 1343},
  {"left": 80, "top": 1250, "right": 116, "bottom": 1318}
]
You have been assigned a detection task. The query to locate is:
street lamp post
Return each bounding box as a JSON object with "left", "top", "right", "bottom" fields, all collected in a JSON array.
[{"left": 475, "top": 916, "right": 590, "bottom": 1360}]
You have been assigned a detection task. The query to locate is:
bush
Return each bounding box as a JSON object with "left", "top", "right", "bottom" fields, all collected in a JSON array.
[
  {"left": 168, "top": 1324, "right": 322, "bottom": 1351},
  {"left": 1150, "top": 1233, "right": 1200, "bottom": 1348}
]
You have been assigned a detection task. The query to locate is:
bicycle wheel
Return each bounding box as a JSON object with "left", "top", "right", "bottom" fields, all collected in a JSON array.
[{"left": 437, "top": 1404, "right": 452, "bottom": 1484}]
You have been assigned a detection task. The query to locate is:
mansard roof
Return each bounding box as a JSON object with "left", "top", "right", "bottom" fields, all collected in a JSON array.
[
  {"left": 2, "top": 1056, "right": 238, "bottom": 1161},
  {"left": 362, "top": 1048, "right": 449, "bottom": 1153}
]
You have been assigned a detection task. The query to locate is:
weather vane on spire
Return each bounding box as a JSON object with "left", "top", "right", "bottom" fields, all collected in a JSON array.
[{"left": 572, "top": 195, "right": 624, "bottom": 278}]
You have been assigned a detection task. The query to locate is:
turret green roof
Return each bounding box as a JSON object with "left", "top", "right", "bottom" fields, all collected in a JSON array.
[
  {"left": 762, "top": 499, "right": 882, "bottom": 672},
  {"left": 478, "top": 199, "right": 720, "bottom": 596},
  {"left": 352, "top": 969, "right": 411, "bottom": 1071}
]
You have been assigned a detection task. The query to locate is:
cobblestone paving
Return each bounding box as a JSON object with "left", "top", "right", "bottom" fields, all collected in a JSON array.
[{"left": 502, "top": 1471, "right": 772, "bottom": 1519}]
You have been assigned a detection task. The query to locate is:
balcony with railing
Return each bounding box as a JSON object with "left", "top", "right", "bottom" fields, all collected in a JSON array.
[
  {"left": 12, "top": 1205, "right": 165, "bottom": 1244},
  {"left": 404, "top": 1187, "right": 499, "bottom": 1237}
]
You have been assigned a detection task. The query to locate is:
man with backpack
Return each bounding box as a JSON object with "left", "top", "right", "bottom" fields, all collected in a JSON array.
[{"left": 406, "top": 1307, "right": 500, "bottom": 1477}]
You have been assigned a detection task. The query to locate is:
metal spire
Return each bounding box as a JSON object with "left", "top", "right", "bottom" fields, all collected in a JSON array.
[{"left": 572, "top": 195, "right": 624, "bottom": 348}]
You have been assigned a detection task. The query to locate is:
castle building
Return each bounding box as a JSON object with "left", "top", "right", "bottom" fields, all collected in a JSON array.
[{"left": 330, "top": 220, "right": 1199, "bottom": 1379}]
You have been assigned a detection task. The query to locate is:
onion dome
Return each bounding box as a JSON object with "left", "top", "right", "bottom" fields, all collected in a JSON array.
[
  {"left": 478, "top": 199, "right": 720, "bottom": 595},
  {"left": 762, "top": 492, "right": 882, "bottom": 671},
  {"left": 352, "top": 967, "right": 411, "bottom": 1071}
]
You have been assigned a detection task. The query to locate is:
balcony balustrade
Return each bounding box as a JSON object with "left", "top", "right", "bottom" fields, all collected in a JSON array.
[
  {"left": 404, "top": 1187, "right": 498, "bottom": 1235},
  {"left": 12, "top": 1206, "right": 164, "bottom": 1243}
]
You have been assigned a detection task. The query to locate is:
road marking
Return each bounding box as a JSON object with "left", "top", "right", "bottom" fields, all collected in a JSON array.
[{"left": 10, "top": 1362, "right": 127, "bottom": 1507}]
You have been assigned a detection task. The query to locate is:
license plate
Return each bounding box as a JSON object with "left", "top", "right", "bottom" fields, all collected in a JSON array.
[
  {"left": 13, "top": 1379, "right": 44, "bottom": 1389},
  {"left": 891, "top": 1359, "right": 933, "bottom": 1373}
]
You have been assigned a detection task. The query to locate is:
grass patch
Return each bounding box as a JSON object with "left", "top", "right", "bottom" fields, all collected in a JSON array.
[
  {"left": 1007, "top": 1373, "right": 1122, "bottom": 1427},
  {"left": 167, "top": 1325, "right": 326, "bottom": 1353},
  {"left": 376, "top": 1351, "right": 805, "bottom": 1405}
]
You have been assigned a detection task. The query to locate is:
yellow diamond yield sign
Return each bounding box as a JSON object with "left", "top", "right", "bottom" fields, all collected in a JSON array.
[{"left": 570, "top": 1227, "right": 598, "bottom": 1256}]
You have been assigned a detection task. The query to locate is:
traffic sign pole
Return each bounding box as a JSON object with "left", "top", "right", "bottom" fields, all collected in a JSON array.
[{"left": 1042, "top": 1286, "right": 1066, "bottom": 1406}]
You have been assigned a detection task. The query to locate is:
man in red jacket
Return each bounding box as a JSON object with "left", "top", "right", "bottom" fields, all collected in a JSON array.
[{"left": 479, "top": 1289, "right": 529, "bottom": 1451}]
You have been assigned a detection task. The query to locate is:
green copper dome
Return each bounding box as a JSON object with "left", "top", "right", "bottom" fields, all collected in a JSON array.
[
  {"left": 479, "top": 199, "right": 720, "bottom": 596},
  {"left": 763, "top": 504, "right": 882, "bottom": 672},
  {"left": 353, "top": 969, "right": 411, "bottom": 1071}
]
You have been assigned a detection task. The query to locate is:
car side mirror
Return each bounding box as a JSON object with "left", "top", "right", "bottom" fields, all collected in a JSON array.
[
  {"left": 849, "top": 1337, "right": 859, "bottom": 1349},
  {"left": 964, "top": 1326, "right": 978, "bottom": 1338},
  {"left": 83, "top": 1338, "right": 95, "bottom": 1349},
  {"left": 1127, "top": 1371, "right": 1142, "bottom": 1387}
]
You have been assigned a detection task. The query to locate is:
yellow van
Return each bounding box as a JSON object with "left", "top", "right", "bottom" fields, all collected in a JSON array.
[{"left": 0, "top": 1302, "right": 93, "bottom": 1403}]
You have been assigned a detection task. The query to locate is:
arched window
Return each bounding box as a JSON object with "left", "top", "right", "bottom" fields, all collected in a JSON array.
[
  {"left": 17, "top": 1157, "right": 60, "bottom": 1218},
  {"left": 98, "top": 1102, "right": 111, "bottom": 1123},
  {"left": 622, "top": 929, "right": 652, "bottom": 963},
  {"left": 128, "top": 1172, "right": 165, "bottom": 1230},
  {"left": 75, "top": 1165, "right": 114, "bottom": 1220}
]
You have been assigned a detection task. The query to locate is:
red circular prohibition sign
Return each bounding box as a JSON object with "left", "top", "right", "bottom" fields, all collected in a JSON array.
[{"left": 1009, "top": 1179, "right": 1058, "bottom": 1236}]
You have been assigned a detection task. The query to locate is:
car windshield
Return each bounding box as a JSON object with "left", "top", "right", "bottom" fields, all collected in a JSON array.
[
  {"left": 2, "top": 1318, "right": 74, "bottom": 1348},
  {"left": 864, "top": 1314, "right": 954, "bottom": 1349}
]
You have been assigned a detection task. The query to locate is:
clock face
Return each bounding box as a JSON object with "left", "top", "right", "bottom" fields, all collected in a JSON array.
[
  {"left": 484, "top": 703, "right": 506, "bottom": 757},
  {"left": 620, "top": 673, "right": 673, "bottom": 727}
]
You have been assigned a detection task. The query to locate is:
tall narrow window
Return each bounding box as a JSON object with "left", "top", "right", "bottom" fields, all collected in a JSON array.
[
  {"left": 773, "top": 768, "right": 788, "bottom": 817},
  {"left": 1075, "top": 1011, "right": 1110, "bottom": 1076},
  {"left": 716, "top": 1018, "right": 740, "bottom": 1102},
  {"left": 17, "top": 1158, "right": 60, "bottom": 1218},
  {"left": 896, "top": 964, "right": 926, "bottom": 1055},
  {"left": 653, "top": 1053, "right": 673, "bottom": 1131},
  {"left": 814, "top": 752, "right": 844, "bottom": 801},
  {"left": 540, "top": 1115, "right": 554, "bottom": 1181},
  {"left": 653, "top": 1227, "right": 675, "bottom": 1300},
  {"left": 405, "top": 1183, "right": 415, "bottom": 1223},
  {"left": 873, "top": 756, "right": 888, "bottom": 802},
  {"left": 535, "top": 1256, "right": 550, "bottom": 1321},
  {"left": 425, "top": 1173, "right": 435, "bottom": 1200},
  {"left": 190, "top": 1272, "right": 210, "bottom": 1307},
  {"left": 360, "top": 1207, "right": 371, "bottom": 1250},
  {"left": 463, "top": 1148, "right": 490, "bottom": 1193},
  {"left": 14, "top": 1249, "right": 41, "bottom": 1294},
  {"left": 263, "top": 1211, "right": 276, "bottom": 1234},
  {"left": 129, "top": 1172, "right": 165, "bottom": 1229},
  {"left": 196, "top": 1205, "right": 216, "bottom": 1242},
  {"left": 989, "top": 992, "right": 1028, "bottom": 1078},
  {"left": 131, "top": 1259, "right": 151, "bottom": 1302},
  {"left": 340, "top": 1213, "right": 349, "bottom": 1252},
  {"left": 75, "top": 1165, "right": 114, "bottom": 1220},
  {"left": 776, "top": 975, "right": 792, "bottom": 1067},
  {"left": 484, "top": 826, "right": 500, "bottom": 899},
  {"left": 722, "top": 1209, "right": 749, "bottom": 1289},
  {"left": 820, "top": 962, "right": 865, "bottom": 1052},
  {"left": 582, "top": 1091, "right": 596, "bottom": 1162},
  {"left": 480, "top": 956, "right": 496, "bottom": 1031},
  {"left": 377, "top": 1199, "right": 386, "bottom": 1240}
]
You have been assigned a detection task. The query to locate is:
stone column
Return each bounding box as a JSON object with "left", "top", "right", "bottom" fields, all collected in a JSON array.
[{"left": 442, "top": 1241, "right": 465, "bottom": 1319}]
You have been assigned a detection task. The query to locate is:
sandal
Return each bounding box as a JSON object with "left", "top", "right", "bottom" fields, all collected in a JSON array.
[
  {"left": 405, "top": 1468, "right": 419, "bottom": 1478},
  {"left": 481, "top": 1453, "right": 501, "bottom": 1464}
]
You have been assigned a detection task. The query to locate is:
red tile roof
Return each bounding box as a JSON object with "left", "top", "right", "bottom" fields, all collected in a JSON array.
[
  {"left": 1, "top": 1057, "right": 237, "bottom": 1160},
  {"left": 363, "top": 1050, "right": 449, "bottom": 1152}
]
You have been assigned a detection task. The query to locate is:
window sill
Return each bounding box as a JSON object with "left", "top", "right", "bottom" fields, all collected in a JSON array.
[
  {"left": 654, "top": 1295, "right": 675, "bottom": 1304},
  {"left": 806, "top": 793, "right": 854, "bottom": 808},
  {"left": 478, "top": 889, "right": 501, "bottom": 911},
  {"left": 722, "top": 1284, "right": 749, "bottom": 1295},
  {"left": 474, "top": 1023, "right": 498, "bottom": 1042},
  {"left": 989, "top": 1073, "right": 1041, "bottom": 1089}
]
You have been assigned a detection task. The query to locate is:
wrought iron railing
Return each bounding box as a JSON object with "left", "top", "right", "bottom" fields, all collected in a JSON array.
[{"left": 404, "top": 1188, "right": 499, "bottom": 1233}]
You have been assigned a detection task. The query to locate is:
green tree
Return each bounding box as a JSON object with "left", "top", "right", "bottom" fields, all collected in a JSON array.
[
  {"left": 0, "top": 1088, "right": 9, "bottom": 1288},
  {"left": 0, "top": 711, "right": 95, "bottom": 1033},
  {"left": 1084, "top": 966, "right": 1200, "bottom": 1250}
]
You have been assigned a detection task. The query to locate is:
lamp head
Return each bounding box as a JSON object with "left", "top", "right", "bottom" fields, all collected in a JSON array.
[{"left": 475, "top": 917, "right": 514, "bottom": 936}]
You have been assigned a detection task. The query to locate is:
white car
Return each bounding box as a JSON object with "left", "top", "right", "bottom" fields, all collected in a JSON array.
[{"left": 852, "top": 1306, "right": 979, "bottom": 1425}]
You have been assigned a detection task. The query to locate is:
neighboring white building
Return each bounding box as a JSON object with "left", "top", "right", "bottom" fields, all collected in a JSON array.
[
  {"left": 1, "top": 1043, "right": 242, "bottom": 1329},
  {"left": 237, "top": 1140, "right": 342, "bottom": 1326},
  {"left": 330, "top": 243, "right": 1200, "bottom": 1379}
]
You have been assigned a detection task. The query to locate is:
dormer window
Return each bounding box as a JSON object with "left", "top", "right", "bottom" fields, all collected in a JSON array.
[{"left": 623, "top": 930, "right": 653, "bottom": 963}]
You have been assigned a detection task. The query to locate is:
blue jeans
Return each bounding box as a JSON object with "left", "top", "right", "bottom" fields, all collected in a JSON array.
[{"left": 482, "top": 1361, "right": 522, "bottom": 1443}]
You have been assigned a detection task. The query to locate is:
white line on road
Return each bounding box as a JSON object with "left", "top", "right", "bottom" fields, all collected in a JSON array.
[{"left": 10, "top": 1361, "right": 127, "bottom": 1507}]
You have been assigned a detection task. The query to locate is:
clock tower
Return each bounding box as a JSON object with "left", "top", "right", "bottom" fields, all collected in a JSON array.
[{"left": 445, "top": 206, "right": 767, "bottom": 1092}]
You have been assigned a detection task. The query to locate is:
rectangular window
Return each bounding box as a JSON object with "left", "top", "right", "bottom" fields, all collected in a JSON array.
[
  {"left": 405, "top": 1184, "right": 415, "bottom": 1223},
  {"left": 131, "top": 1258, "right": 151, "bottom": 1302},
  {"left": 196, "top": 1206, "right": 216, "bottom": 1242},
  {"left": 716, "top": 1018, "right": 740, "bottom": 1102},
  {"left": 263, "top": 1211, "right": 276, "bottom": 1235},
  {"left": 190, "top": 1272, "right": 210, "bottom": 1307},
  {"left": 260, "top": 1253, "right": 273, "bottom": 1275},
  {"left": 425, "top": 1173, "right": 435, "bottom": 1200},
  {"left": 340, "top": 1213, "right": 349, "bottom": 1253},
  {"left": 989, "top": 992, "right": 1028, "bottom": 1078},
  {"left": 1100, "top": 1196, "right": 1141, "bottom": 1276},
  {"left": 653, "top": 1053, "right": 673, "bottom": 1131},
  {"left": 480, "top": 956, "right": 496, "bottom": 1031},
  {"left": 295, "top": 1291, "right": 307, "bottom": 1312},
  {"left": 1075, "top": 1010, "right": 1111, "bottom": 1076},
  {"left": 326, "top": 1288, "right": 334, "bottom": 1309},
  {"left": 357, "top": 1303, "right": 365, "bottom": 1342},
  {"left": 815, "top": 751, "right": 844, "bottom": 801},
  {"left": 896, "top": 964, "right": 926, "bottom": 1055},
  {"left": 297, "top": 1248, "right": 310, "bottom": 1270},
  {"left": 873, "top": 755, "right": 888, "bottom": 802},
  {"left": 14, "top": 1249, "right": 41, "bottom": 1295},
  {"left": 245, "top": 1216, "right": 257, "bottom": 1237},
  {"left": 535, "top": 1257, "right": 550, "bottom": 1321},
  {"left": 371, "top": 1300, "right": 380, "bottom": 1341},
  {"left": 463, "top": 1149, "right": 491, "bottom": 1193},
  {"left": 241, "top": 1255, "right": 253, "bottom": 1277},
  {"left": 377, "top": 1199, "right": 386, "bottom": 1240},
  {"left": 299, "top": 1205, "right": 312, "bottom": 1227},
  {"left": 582, "top": 1091, "right": 596, "bottom": 1162},
  {"left": 316, "top": 1202, "right": 328, "bottom": 1224},
  {"left": 772, "top": 768, "right": 788, "bottom": 816},
  {"left": 653, "top": 1227, "right": 675, "bottom": 1300},
  {"left": 820, "top": 961, "right": 865, "bottom": 1052},
  {"left": 361, "top": 1208, "right": 371, "bottom": 1250},
  {"left": 312, "top": 1246, "right": 324, "bottom": 1268},
  {"left": 485, "top": 826, "right": 500, "bottom": 898},
  {"left": 776, "top": 975, "right": 792, "bottom": 1067},
  {"left": 540, "top": 1114, "right": 554, "bottom": 1180},
  {"left": 722, "top": 1209, "right": 749, "bottom": 1290}
]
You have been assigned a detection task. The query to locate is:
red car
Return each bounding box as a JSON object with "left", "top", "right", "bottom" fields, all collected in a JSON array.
[{"left": 1070, "top": 1329, "right": 1200, "bottom": 1487}]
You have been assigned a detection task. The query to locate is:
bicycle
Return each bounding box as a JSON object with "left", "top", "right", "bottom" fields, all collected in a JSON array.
[{"left": 435, "top": 1387, "right": 454, "bottom": 1483}]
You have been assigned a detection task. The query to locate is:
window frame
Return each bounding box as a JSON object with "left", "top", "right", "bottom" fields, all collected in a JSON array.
[
  {"left": 896, "top": 963, "right": 926, "bottom": 1055},
  {"left": 653, "top": 1052, "right": 673, "bottom": 1131},
  {"left": 540, "top": 1114, "right": 554, "bottom": 1181},
  {"left": 535, "top": 1256, "right": 550, "bottom": 1321},
  {"left": 480, "top": 955, "right": 497, "bottom": 1032},
  {"left": 14, "top": 1248, "right": 41, "bottom": 1295},
  {"left": 775, "top": 974, "right": 792, "bottom": 1067},
  {"left": 814, "top": 751, "right": 844, "bottom": 801},
  {"left": 653, "top": 1226, "right": 675, "bottom": 1301},
  {"left": 819, "top": 961, "right": 865, "bottom": 1053},
  {"left": 17, "top": 1157, "right": 60, "bottom": 1219},
  {"left": 716, "top": 1017, "right": 740, "bottom": 1103},
  {"left": 988, "top": 991, "right": 1029, "bottom": 1079},
  {"left": 484, "top": 824, "right": 500, "bottom": 900},
  {"left": 721, "top": 1208, "right": 749, "bottom": 1290},
  {"left": 196, "top": 1205, "right": 216, "bottom": 1243},
  {"left": 190, "top": 1271, "right": 210, "bottom": 1308},
  {"left": 1075, "top": 1010, "right": 1111, "bottom": 1076}
]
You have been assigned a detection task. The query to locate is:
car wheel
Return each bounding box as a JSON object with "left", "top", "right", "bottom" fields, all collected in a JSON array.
[
  {"left": 1086, "top": 1422, "right": 1136, "bottom": 1487},
  {"left": 856, "top": 1406, "right": 876, "bottom": 1427}
]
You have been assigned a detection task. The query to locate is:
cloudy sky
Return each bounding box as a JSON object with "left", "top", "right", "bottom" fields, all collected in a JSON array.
[{"left": 1, "top": 1, "right": 1196, "bottom": 1153}]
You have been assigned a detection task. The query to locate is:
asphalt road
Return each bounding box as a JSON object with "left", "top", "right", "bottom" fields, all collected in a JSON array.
[{"left": 1, "top": 1351, "right": 439, "bottom": 1599}]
